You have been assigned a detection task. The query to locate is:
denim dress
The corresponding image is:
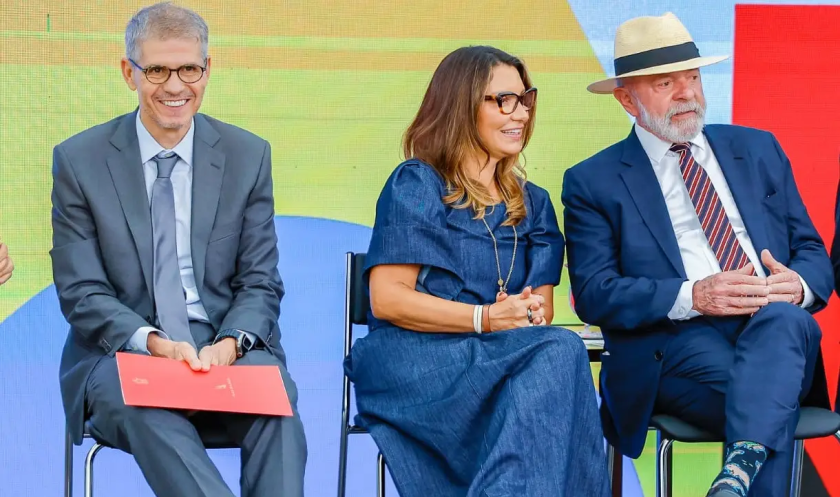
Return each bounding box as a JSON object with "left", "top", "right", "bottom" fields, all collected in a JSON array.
[{"left": 344, "top": 160, "right": 610, "bottom": 497}]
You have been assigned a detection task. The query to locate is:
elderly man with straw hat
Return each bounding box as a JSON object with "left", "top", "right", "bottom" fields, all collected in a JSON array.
[{"left": 562, "top": 12, "right": 832, "bottom": 497}]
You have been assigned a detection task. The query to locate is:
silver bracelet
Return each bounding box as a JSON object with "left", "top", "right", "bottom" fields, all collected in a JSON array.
[{"left": 473, "top": 305, "right": 483, "bottom": 334}]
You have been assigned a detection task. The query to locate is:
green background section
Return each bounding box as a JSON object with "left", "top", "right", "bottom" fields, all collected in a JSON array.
[{"left": 0, "top": 58, "right": 629, "bottom": 324}]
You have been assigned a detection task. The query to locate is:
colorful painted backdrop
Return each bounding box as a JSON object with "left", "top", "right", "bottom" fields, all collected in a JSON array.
[{"left": 1, "top": 1, "right": 838, "bottom": 495}]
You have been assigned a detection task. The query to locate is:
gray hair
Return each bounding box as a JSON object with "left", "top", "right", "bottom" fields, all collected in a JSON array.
[{"left": 125, "top": 2, "right": 208, "bottom": 62}]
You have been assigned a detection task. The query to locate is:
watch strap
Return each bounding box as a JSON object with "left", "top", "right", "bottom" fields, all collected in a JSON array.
[{"left": 214, "top": 329, "right": 252, "bottom": 357}]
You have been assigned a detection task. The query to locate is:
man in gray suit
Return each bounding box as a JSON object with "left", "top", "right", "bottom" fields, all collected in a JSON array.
[{"left": 50, "top": 3, "right": 306, "bottom": 495}]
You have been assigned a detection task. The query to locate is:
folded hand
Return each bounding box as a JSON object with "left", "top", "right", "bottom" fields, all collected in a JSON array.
[
  {"left": 492, "top": 286, "right": 545, "bottom": 328},
  {"left": 761, "top": 250, "right": 804, "bottom": 305}
]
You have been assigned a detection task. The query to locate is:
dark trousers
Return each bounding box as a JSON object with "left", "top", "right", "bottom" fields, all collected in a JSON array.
[
  {"left": 654, "top": 302, "right": 821, "bottom": 497},
  {"left": 85, "top": 321, "right": 307, "bottom": 497}
]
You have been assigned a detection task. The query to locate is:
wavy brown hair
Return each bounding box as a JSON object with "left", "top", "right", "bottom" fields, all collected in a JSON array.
[{"left": 403, "top": 46, "right": 535, "bottom": 226}]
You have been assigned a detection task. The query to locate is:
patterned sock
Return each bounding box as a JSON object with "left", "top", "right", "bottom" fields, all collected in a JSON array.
[{"left": 706, "top": 441, "right": 768, "bottom": 497}]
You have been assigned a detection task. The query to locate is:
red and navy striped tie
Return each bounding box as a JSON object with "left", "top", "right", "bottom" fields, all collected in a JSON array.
[{"left": 670, "top": 142, "right": 750, "bottom": 272}]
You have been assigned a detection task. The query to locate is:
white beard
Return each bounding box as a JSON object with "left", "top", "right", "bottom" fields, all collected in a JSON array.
[{"left": 634, "top": 94, "right": 706, "bottom": 144}]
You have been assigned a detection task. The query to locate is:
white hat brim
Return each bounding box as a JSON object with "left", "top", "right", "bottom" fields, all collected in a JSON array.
[{"left": 587, "top": 55, "right": 729, "bottom": 94}]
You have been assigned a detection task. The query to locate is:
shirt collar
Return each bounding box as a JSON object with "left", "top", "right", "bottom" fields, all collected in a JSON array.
[
  {"left": 633, "top": 122, "right": 706, "bottom": 163},
  {"left": 136, "top": 112, "right": 195, "bottom": 166}
]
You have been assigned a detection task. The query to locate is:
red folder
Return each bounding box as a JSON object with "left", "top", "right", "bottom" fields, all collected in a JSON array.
[{"left": 116, "top": 352, "right": 292, "bottom": 416}]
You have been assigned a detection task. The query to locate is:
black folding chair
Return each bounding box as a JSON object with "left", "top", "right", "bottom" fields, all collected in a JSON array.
[
  {"left": 650, "top": 407, "right": 840, "bottom": 497},
  {"left": 605, "top": 358, "right": 840, "bottom": 497},
  {"left": 337, "top": 252, "right": 387, "bottom": 497},
  {"left": 64, "top": 420, "right": 236, "bottom": 497}
]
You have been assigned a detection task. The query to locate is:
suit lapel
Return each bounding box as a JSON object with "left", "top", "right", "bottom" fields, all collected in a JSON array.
[
  {"left": 704, "top": 127, "right": 769, "bottom": 264},
  {"left": 190, "top": 115, "right": 225, "bottom": 297},
  {"left": 106, "top": 112, "right": 154, "bottom": 299},
  {"left": 619, "top": 129, "right": 687, "bottom": 277}
]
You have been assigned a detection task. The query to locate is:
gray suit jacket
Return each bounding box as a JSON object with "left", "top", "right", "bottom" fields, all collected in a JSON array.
[{"left": 51, "top": 111, "right": 285, "bottom": 444}]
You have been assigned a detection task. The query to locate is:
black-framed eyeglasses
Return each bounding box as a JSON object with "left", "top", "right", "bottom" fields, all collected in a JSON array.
[
  {"left": 129, "top": 58, "right": 206, "bottom": 84},
  {"left": 484, "top": 87, "right": 537, "bottom": 115}
]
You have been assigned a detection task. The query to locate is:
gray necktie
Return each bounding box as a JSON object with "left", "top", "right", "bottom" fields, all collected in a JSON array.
[{"left": 151, "top": 152, "right": 195, "bottom": 348}]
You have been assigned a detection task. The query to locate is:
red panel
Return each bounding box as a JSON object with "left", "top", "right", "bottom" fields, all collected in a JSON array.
[{"left": 733, "top": 4, "right": 840, "bottom": 494}]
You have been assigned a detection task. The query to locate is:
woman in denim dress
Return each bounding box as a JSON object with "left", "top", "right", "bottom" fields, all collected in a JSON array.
[{"left": 344, "top": 46, "right": 610, "bottom": 497}]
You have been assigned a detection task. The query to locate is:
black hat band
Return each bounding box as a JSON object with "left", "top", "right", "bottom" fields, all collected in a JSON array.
[{"left": 613, "top": 41, "right": 700, "bottom": 76}]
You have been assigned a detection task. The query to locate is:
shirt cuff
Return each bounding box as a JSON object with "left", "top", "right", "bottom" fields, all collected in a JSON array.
[
  {"left": 668, "top": 280, "right": 702, "bottom": 321},
  {"left": 241, "top": 331, "right": 257, "bottom": 350},
  {"left": 799, "top": 275, "right": 815, "bottom": 309},
  {"left": 124, "top": 326, "right": 169, "bottom": 354}
]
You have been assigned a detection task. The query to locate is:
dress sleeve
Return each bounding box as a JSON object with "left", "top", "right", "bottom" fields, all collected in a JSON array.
[
  {"left": 524, "top": 184, "right": 565, "bottom": 288},
  {"left": 364, "top": 161, "right": 464, "bottom": 295}
]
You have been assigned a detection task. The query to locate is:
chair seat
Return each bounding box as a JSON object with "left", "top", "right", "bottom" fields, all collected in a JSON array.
[
  {"left": 796, "top": 408, "right": 840, "bottom": 439},
  {"left": 651, "top": 407, "right": 840, "bottom": 443},
  {"left": 83, "top": 420, "right": 237, "bottom": 450}
]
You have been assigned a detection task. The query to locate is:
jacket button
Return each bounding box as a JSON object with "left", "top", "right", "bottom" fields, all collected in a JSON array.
[{"left": 654, "top": 350, "right": 664, "bottom": 361}]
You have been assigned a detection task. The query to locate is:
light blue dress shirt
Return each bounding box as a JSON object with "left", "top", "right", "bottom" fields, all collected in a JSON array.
[{"left": 125, "top": 114, "right": 255, "bottom": 353}]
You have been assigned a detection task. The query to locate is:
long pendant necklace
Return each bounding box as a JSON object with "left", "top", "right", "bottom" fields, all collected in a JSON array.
[{"left": 481, "top": 217, "right": 517, "bottom": 294}]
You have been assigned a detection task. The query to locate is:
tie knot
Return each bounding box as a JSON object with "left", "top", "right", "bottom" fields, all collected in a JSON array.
[
  {"left": 669, "top": 142, "right": 691, "bottom": 154},
  {"left": 153, "top": 152, "right": 179, "bottom": 179}
]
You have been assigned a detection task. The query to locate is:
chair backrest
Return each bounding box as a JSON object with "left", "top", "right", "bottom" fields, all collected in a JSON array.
[
  {"left": 343, "top": 252, "right": 370, "bottom": 359},
  {"left": 348, "top": 252, "right": 369, "bottom": 326}
]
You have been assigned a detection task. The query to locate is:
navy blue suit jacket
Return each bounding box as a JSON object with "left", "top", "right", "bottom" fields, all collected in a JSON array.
[{"left": 562, "top": 125, "right": 832, "bottom": 458}]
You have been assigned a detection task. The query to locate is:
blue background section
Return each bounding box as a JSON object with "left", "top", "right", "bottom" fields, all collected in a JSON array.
[
  {"left": 0, "top": 216, "right": 382, "bottom": 495},
  {"left": 0, "top": 215, "right": 643, "bottom": 495},
  {"left": 0, "top": 215, "right": 641, "bottom": 495}
]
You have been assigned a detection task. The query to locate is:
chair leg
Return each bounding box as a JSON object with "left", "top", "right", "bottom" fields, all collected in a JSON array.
[
  {"left": 84, "top": 443, "right": 103, "bottom": 497},
  {"left": 656, "top": 432, "right": 674, "bottom": 497},
  {"left": 377, "top": 452, "right": 386, "bottom": 497},
  {"left": 64, "top": 429, "right": 74, "bottom": 497},
  {"left": 337, "top": 425, "right": 350, "bottom": 497},
  {"left": 789, "top": 439, "right": 805, "bottom": 497},
  {"left": 606, "top": 443, "right": 623, "bottom": 497}
]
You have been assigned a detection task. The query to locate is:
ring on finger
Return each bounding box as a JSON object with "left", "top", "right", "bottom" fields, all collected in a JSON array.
[{"left": 527, "top": 308, "right": 533, "bottom": 323}]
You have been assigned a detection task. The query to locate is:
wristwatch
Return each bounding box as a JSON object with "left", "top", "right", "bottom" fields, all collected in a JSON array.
[{"left": 214, "top": 329, "right": 253, "bottom": 358}]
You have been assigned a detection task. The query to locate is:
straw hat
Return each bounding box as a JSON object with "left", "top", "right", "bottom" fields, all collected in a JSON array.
[{"left": 587, "top": 12, "right": 729, "bottom": 94}]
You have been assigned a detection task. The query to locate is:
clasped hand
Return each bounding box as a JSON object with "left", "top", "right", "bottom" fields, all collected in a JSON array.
[
  {"left": 692, "top": 249, "right": 804, "bottom": 316},
  {"left": 489, "top": 286, "right": 545, "bottom": 331},
  {"left": 147, "top": 333, "right": 237, "bottom": 371}
]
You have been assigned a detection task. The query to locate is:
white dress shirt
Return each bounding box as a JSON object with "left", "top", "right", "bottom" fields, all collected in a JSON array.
[{"left": 633, "top": 124, "right": 814, "bottom": 320}]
